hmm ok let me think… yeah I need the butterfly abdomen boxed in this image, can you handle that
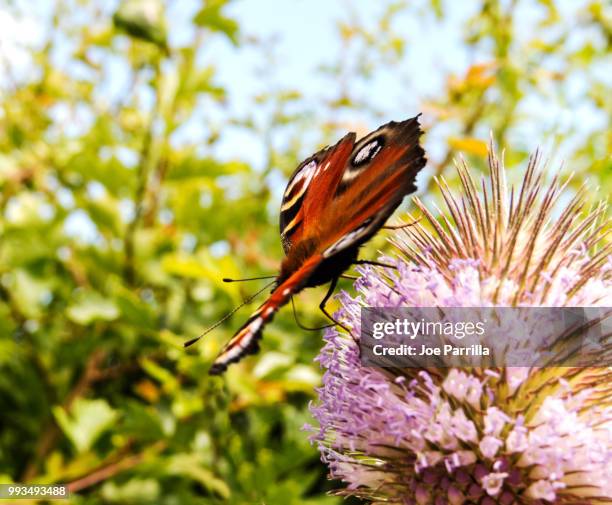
[304,246,359,288]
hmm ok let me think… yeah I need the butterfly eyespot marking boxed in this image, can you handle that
[352,137,384,167]
[336,137,385,193]
[287,160,316,191]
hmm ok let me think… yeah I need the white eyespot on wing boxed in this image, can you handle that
[281,160,317,212]
[338,137,385,187]
[353,139,383,166]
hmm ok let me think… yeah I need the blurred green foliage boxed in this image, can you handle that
[0,0,609,503]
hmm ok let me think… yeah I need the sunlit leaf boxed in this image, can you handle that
[101,478,160,502]
[448,137,489,157]
[194,0,239,45]
[66,292,120,325]
[164,454,231,498]
[52,399,119,453]
[113,0,168,51]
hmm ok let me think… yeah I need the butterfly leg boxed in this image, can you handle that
[319,277,351,333]
[353,259,397,269]
[291,297,334,331]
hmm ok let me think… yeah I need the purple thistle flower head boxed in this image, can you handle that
[308,151,611,504]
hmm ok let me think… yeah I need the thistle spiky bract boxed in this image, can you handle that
[307,150,611,504]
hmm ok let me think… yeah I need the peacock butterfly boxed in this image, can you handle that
[189,115,426,374]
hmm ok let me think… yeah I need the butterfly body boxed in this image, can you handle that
[207,116,426,375]
[278,239,358,288]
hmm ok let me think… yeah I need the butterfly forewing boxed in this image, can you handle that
[279,133,355,254]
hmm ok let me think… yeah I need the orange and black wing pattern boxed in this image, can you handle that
[316,116,426,258]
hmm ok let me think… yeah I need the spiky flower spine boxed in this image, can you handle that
[308,151,611,504]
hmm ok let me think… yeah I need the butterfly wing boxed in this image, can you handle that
[209,254,324,375]
[316,116,426,258]
[279,132,356,253]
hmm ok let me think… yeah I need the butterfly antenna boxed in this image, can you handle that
[223,275,276,283]
[184,279,276,348]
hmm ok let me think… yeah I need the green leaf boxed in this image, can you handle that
[164,454,231,498]
[6,269,52,318]
[430,0,443,19]
[194,0,239,44]
[252,352,293,378]
[101,478,160,503]
[167,155,249,181]
[121,401,165,441]
[53,398,119,453]
[66,291,120,325]
[113,0,168,51]
[114,287,156,328]
[140,358,179,393]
